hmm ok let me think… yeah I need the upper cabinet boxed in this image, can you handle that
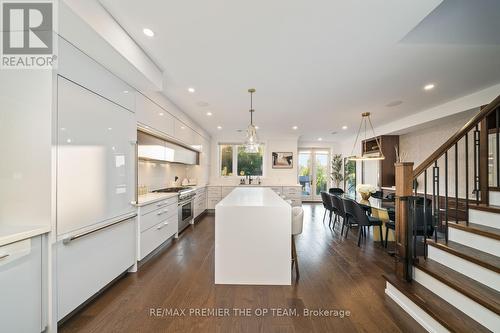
[136,94,175,137]
[174,119,195,147]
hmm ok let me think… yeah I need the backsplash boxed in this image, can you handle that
[138,160,188,191]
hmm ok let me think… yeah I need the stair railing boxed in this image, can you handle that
[394,94,500,281]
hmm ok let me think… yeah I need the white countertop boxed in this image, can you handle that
[217,187,290,208]
[0,224,51,247]
[136,192,178,207]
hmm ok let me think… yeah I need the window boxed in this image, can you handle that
[220,145,233,176]
[219,144,264,176]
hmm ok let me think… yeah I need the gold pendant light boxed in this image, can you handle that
[244,88,260,153]
[348,112,385,161]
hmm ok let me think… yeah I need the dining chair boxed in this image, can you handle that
[331,194,346,232]
[329,187,344,195]
[372,190,383,199]
[291,206,304,279]
[320,191,336,226]
[342,198,357,238]
[350,200,384,247]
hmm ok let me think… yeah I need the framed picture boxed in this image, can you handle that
[272,152,293,169]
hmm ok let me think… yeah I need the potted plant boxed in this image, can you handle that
[330,154,344,188]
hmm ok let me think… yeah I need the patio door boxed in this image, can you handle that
[298,149,330,201]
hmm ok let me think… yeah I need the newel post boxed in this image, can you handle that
[394,162,414,281]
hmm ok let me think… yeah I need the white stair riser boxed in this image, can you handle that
[469,209,500,229]
[428,246,500,292]
[448,227,500,256]
[490,191,500,206]
[414,268,500,332]
[385,282,449,333]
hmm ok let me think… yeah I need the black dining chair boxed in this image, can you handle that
[331,194,346,232]
[345,198,384,247]
[372,190,383,199]
[320,191,336,226]
[342,198,357,238]
[385,208,396,248]
[329,187,344,195]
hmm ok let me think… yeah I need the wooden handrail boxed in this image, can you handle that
[413,94,500,178]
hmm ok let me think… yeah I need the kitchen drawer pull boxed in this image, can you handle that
[63,212,137,245]
[157,209,168,215]
[156,201,167,207]
[157,222,169,230]
[0,254,9,260]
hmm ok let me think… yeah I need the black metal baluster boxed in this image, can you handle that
[424,169,428,258]
[474,125,480,203]
[455,142,458,223]
[465,132,469,225]
[496,108,499,187]
[433,161,439,242]
[445,152,449,243]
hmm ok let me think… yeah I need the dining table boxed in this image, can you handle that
[341,192,396,242]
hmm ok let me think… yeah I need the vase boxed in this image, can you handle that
[359,191,371,201]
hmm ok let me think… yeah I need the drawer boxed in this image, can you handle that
[140,196,178,216]
[57,217,135,320]
[196,187,206,195]
[282,187,301,196]
[140,215,177,260]
[208,197,220,209]
[195,193,207,203]
[140,203,177,232]
[222,186,237,197]
[0,236,43,333]
[268,186,282,194]
[207,186,222,196]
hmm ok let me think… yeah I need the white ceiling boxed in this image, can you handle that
[100,0,500,141]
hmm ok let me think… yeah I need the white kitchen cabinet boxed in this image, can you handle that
[222,186,237,197]
[174,119,195,146]
[0,236,43,333]
[207,186,222,197]
[208,197,221,210]
[57,217,136,320]
[137,198,179,261]
[194,187,207,218]
[136,94,175,137]
[57,77,136,236]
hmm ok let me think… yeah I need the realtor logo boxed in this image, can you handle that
[1,0,57,68]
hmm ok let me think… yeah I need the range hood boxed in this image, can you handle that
[137,131,199,165]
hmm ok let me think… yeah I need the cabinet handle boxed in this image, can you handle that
[157,222,168,230]
[157,201,168,207]
[0,254,9,260]
[156,209,168,216]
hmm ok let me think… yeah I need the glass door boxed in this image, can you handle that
[298,149,330,201]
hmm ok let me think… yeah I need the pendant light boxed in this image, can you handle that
[244,88,260,153]
[348,112,385,161]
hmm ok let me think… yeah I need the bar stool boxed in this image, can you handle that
[291,206,304,279]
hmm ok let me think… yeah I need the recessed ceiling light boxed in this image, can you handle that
[123,90,129,94]
[66,139,72,143]
[292,126,298,130]
[188,87,195,93]
[107,127,112,131]
[255,126,259,130]
[206,112,212,116]
[143,28,155,37]
[318,137,323,141]
[159,112,164,116]
[342,125,348,130]
[217,126,222,130]
[424,83,435,91]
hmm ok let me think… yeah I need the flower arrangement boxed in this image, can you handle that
[356,184,377,200]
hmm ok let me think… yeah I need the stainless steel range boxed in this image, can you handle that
[153,187,196,233]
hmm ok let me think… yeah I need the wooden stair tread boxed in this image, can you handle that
[470,203,500,214]
[415,259,500,315]
[427,240,500,273]
[448,221,500,241]
[383,274,490,333]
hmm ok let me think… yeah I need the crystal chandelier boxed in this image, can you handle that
[348,112,385,161]
[244,88,260,153]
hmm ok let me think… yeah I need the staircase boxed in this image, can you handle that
[384,95,500,332]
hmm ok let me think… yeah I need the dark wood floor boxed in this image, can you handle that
[59,204,425,333]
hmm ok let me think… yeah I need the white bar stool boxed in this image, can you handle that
[291,206,304,279]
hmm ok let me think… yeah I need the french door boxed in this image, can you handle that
[298,149,330,201]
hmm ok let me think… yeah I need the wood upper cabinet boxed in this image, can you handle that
[362,135,399,187]
[136,94,175,137]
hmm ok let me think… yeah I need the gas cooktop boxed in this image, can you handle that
[153,187,190,193]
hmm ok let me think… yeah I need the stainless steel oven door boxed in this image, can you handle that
[178,199,193,232]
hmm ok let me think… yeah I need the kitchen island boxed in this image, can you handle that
[215,187,291,285]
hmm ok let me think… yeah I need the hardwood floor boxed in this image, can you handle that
[59,204,425,333]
